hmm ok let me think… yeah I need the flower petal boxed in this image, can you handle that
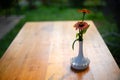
[74,22,89,30]
[78,9,90,13]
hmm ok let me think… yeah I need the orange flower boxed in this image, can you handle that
[78,9,90,13]
[74,22,89,30]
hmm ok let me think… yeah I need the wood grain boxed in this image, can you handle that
[0,21,120,80]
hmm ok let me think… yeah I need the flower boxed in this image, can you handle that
[74,22,89,30]
[72,9,90,50]
[78,9,90,13]
[78,9,90,22]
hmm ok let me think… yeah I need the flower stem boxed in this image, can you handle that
[82,12,85,22]
[79,30,83,41]
[72,38,79,50]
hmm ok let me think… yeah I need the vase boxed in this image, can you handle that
[71,41,90,70]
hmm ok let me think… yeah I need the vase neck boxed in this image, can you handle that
[78,41,84,58]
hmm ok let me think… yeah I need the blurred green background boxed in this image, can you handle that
[0,0,120,67]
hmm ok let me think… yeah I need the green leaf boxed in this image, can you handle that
[82,25,90,34]
[72,38,79,50]
[76,33,79,38]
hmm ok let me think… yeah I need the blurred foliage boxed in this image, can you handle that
[69,0,84,7]
[0,0,15,16]
[84,0,106,7]
[0,0,15,9]
[0,0,22,16]
[105,0,120,32]
[40,0,69,8]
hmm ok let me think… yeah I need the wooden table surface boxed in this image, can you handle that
[0,21,120,80]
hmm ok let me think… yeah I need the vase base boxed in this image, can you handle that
[71,57,90,70]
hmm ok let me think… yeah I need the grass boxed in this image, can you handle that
[0,6,119,66]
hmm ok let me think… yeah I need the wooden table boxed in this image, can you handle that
[0,21,120,80]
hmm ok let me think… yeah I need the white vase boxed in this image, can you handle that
[71,41,90,70]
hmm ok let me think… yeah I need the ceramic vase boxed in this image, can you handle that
[71,41,90,70]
